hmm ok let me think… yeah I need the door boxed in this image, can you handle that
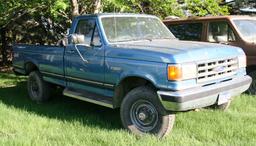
[65,18,105,95]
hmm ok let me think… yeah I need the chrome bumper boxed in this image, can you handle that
[157,76,252,111]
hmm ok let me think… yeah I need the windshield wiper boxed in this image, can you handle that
[158,37,175,39]
[143,37,175,40]
[142,38,153,41]
[112,38,141,43]
[112,37,174,43]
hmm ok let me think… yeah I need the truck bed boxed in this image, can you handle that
[13,44,65,85]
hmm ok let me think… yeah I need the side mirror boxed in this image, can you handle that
[57,38,68,47]
[58,39,65,47]
[70,34,91,47]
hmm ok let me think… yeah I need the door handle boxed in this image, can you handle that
[67,50,75,53]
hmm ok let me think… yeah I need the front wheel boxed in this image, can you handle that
[120,86,175,138]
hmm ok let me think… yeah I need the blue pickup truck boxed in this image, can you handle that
[13,13,251,137]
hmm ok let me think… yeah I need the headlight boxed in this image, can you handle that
[238,55,246,68]
[167,63,197,81]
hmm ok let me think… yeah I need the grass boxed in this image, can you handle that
[0,73,255,146]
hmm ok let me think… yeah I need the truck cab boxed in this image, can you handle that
[163,15,256,94]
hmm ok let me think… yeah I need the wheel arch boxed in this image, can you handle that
[24,61,39,75]
[113,75,158,108]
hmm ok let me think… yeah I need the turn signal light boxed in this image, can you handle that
[168,65,182,80]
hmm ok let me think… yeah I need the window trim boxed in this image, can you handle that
[91,23,102,46]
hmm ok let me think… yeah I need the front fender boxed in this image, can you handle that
[117,70,167,89]
[105,57,168,90]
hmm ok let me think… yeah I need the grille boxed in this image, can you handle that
[197,58,238,83]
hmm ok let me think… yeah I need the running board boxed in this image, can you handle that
[63,88,114,108]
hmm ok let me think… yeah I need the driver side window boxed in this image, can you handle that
[75,19,101,46]
[208,21,236,43]
[75,19,95,44]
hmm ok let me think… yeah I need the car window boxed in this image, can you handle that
[167,23,203,41]
[208,21,236,43]
[101,17,174,43]
[75,19,95,44]
[233,19,256,43]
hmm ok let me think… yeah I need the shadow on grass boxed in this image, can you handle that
[0,81,122,131]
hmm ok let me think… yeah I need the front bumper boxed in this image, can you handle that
[157,75,252,111]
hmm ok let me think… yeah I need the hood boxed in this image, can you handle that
[105,39,245,63]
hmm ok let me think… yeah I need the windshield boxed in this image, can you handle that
[100,16,175,43]
[233,19,256,42]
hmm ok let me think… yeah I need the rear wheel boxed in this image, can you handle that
[120,86,175,138]
[27,71,52,102]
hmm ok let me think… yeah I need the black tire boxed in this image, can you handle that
[27,71,52,102]
[120,86,175,138]
[247,71,256,95]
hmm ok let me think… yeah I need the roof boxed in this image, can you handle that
[75,13,156,19]
[163,15,254,23]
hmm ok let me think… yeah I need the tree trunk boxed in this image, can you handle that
[0,28,7,65]
[93,0,101,14]
[70,0,79,18]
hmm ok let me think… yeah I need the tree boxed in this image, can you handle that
[70,0,102,18]
[102,0,229,18]
[184,0,229,16]
[70,0,79,17]
[94,0,102,13]
[102,0,184,18]
[0,0,69,64]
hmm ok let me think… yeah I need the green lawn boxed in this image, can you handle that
[0,73,255,146]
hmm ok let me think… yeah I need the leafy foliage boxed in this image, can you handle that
[0,0,70,44]
[0,0,68,27]
[103,0,184,18]
[184,0,229,16]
